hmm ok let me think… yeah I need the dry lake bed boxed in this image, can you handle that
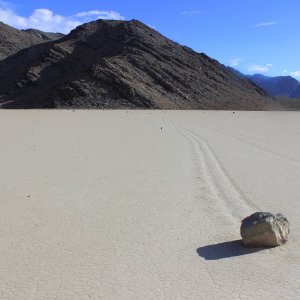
[0,110,299,299]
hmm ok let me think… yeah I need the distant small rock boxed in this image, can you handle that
[240,212,290,247]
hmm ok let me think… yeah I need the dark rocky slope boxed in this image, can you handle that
[0,20,276,109]
[0,22,64,60]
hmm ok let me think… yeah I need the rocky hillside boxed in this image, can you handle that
[247,74,300,98]
[0,20,277,109]
[0,22,64,60]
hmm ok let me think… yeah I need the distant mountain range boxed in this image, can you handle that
[246,74,300,98]
[0,20,277,109]
[0,22,64,61]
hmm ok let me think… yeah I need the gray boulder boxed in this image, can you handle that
[240,212,290,247]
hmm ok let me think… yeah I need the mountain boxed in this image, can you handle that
[0,19,276,109]
[22,29,65,42]
[247,74,300,98]
[0,22,64,61]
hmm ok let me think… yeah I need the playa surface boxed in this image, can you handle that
[0,111,299,299]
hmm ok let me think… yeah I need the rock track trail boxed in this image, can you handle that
[163,118,261,222]
[202,126,300,165]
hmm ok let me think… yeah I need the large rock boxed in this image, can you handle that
[240,212,290,247]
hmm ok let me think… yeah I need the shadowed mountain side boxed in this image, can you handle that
[0,22,64,61]
[0,20,278,109]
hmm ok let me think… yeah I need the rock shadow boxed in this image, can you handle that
[197,240,267,260]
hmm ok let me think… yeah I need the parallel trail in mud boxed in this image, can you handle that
[164,118,261,223]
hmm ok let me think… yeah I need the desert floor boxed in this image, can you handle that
[0,111,299,299]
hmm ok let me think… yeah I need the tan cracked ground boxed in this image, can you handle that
[0,110,299,299]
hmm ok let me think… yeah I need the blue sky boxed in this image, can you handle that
[0,0,299,79]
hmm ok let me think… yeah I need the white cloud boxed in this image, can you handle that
[253,21,276,28]
[0,3,125,33]
[291,71,300,79]
[229,58,242,67]
[282,69,289,74]
[180,10,204,16]
[147,24,157,30]
[74,10,124,20]
[249,64,273,73]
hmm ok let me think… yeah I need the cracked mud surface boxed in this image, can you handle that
[0,111,299,299]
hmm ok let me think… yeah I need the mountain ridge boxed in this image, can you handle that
[0,21,64,61]
[0,19,277,109]
[247,74,300,98]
